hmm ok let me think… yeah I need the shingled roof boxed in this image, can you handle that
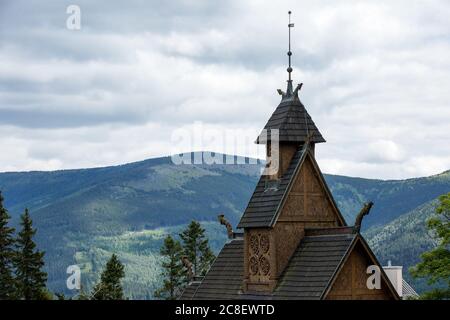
[237,146,305,228]
[237,144,346,229]
[256,97,325,144]
[181,230,400,300]
[179,281,200,300]
[188,239,244,300]
[402,279,419,299]
[273,233,355,299]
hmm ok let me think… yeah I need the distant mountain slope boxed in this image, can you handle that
[1,154,262,229]
[0,153,449,298]
[365,199,440,294]
[325,170,450,228]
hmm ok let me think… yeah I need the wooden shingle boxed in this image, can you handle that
[179,281,200,300]
[237,146,306,228]
[273,234,355,299]
[256,99,325,144]
[190,239,244,300]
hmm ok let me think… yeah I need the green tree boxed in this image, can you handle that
[15,208,48,300]
[180,221,215,276]
[0,192,17,299]
[410,192,450,299]
[55,292,66,300]
[92,254,125,300]
[154,235,185,300]
[77,285,91,300]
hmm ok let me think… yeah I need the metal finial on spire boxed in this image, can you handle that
[278,10,302,100]
[287,11,294,82]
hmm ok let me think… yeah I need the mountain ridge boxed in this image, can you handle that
[2,151,448,181]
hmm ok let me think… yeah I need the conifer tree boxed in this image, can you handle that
[15,208,47,300]
[411,192,450,299]
[154,235,185,300]
[180,221,215,276]
[92,254,125,300]
[75,284,91,300]
[0,191,17,299]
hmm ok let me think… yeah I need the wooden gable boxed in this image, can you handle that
[324,236,399,300]
[274,149,346,227]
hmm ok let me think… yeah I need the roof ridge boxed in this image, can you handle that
[304,234,354,238]
[305,226,354,236]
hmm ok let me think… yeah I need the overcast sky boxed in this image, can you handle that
[0,0,449,179]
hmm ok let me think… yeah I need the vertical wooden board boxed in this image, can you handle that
[279,144,298,178]
[311,170,322,193]
[273,222,305,278]
[327,255,352,298]
[291,168,305,193]
[355,247,369,291]
[243,229,249,284]
[307,195,326,218]
[284,194,305,217]
[326,242,395,300]
[278,155,339,226]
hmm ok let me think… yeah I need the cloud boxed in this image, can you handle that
[364,140,405,163]
[0,0,449,179]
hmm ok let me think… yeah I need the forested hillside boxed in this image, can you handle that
[0,153,448,298]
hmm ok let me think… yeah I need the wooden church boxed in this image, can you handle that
[181,13,399,300]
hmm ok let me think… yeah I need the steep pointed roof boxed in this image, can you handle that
[256,10,324,145]
[256,84,325,144]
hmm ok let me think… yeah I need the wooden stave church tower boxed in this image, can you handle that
[181,13,399,300]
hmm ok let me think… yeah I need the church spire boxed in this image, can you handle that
[256,10,325,146]
[278,11,299,99]
[287,11,294,81]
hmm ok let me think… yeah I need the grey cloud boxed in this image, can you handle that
[0,0,233,33]
[0,0,449,178]
[0,108,142,128]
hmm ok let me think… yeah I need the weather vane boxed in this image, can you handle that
[287,11,294,82]
[277,10,302,99]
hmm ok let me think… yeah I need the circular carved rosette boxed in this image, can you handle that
[249,256,259,275]
[250,235,259,255]
[260,234,270,254]
[259,256,270,276]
